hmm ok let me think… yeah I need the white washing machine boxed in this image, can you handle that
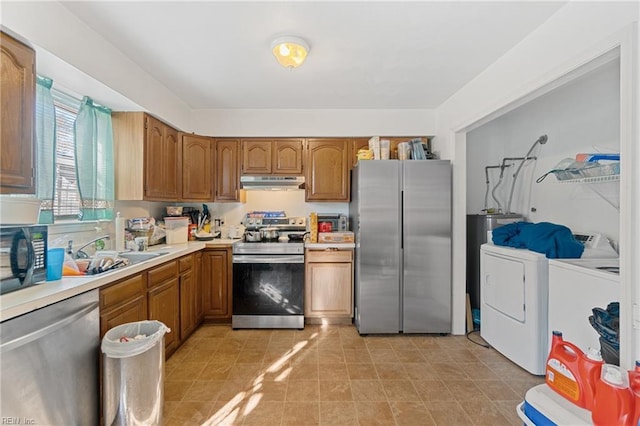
[548,258,620,354]
[480,233,618,375]
[480,244,549,375]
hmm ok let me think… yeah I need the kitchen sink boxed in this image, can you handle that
[65,251,171,277]
[117,251,170,265]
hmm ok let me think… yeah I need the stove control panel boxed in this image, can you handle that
[244,216,306,229]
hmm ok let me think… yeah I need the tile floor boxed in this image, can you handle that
[164,325,544,425]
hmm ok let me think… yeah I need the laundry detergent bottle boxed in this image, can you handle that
[628,361,640,426]
[545,330,604,410]
[592,364,634,426]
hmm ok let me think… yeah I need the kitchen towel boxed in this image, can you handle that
[492,221,584,259]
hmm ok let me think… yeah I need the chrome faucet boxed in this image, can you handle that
[68,235,111,259]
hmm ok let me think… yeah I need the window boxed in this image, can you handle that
[52,91,81,218]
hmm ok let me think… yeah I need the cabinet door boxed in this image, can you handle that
[100,295,147,338]
[113,112,145,200]
[179,268,197,339]
[202,249,231,320]
[241,139,271,174]
[163,125,180,200]
[194,252,204,322]
[305,138,350,201]
[144,115,166,199]
[305,261,353,317]
[1,32,35,194]
[181,134,213,201]
[144,116,179,200]
[215,139,241,201]
[148,278,180,356]
[273,139,304,175]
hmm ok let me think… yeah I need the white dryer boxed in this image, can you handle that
[480,244,549,375]
[547,258,619,354]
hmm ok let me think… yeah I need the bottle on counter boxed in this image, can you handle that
[310,212,318,243]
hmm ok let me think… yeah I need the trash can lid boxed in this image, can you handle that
[101,320,170,358]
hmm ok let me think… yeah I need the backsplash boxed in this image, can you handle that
[45,193,349,252]
[47,221,114,254]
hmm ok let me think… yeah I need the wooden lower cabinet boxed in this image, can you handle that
[99,273,148,337]
[147,261,180,357]
[98,250,231,360]
[202,248,232,321]
[194,251,204,322]
[305,249,354,320]
[179,254,199,340]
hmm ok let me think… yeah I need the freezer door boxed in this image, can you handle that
[352,161,401,334]
[402,160,451,333]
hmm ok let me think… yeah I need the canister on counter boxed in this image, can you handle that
[309,212,318,243]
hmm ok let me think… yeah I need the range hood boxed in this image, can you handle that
[240,176,305,190]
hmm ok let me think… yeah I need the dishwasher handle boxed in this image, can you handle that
[0,301,99,353]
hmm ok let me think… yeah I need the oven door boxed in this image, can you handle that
[232,254,304,316]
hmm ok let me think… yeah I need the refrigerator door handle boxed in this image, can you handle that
[400,190,404,249]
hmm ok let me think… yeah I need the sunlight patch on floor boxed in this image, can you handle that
[201,334,317,424]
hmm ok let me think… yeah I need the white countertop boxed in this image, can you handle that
[0,239,238,323]
[305,242,355,249]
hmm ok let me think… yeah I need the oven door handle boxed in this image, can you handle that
[233,255,305,264]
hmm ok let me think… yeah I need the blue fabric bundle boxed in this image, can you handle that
[491,221,584,259]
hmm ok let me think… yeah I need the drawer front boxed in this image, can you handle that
[148,260,178,287]
[100,273,146,309]
[179,254,193,273]
[306,249,353,263]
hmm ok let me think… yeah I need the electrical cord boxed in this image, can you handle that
[466,329,491,348]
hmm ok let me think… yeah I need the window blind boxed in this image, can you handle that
[52,90,81,218]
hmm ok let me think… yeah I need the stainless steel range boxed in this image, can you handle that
[232,215,307,329]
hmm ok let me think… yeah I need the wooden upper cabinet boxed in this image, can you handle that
[305,138,350,202]
[144,116,166,199]
[145,117,180,200]
[163,126,180,200]
[241,139,271,174]
[181,133,213,201]
[1,31,35,194]
[273,139,304,175]
[241,139,304,175]
[215,138,241,202]
[112,112,180,200]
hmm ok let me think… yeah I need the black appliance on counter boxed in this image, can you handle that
[232,215,307,329]
[0,225,47,295]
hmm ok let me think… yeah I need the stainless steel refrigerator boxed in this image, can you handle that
[349,160,452,334]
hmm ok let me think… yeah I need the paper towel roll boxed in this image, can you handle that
[115,212,126,252]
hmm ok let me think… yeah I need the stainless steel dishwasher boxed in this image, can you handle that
[0,289,100,425]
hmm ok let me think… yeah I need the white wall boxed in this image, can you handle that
[435,1,638,344]
[191,108,436,138]
[1,1,193,131]
[467,59,620,243]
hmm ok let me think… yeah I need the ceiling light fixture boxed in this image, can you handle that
[271,36,309,69]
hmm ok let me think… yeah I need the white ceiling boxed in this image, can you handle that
[60,1,566,110]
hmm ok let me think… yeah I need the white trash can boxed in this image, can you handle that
[101,320,170,426]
